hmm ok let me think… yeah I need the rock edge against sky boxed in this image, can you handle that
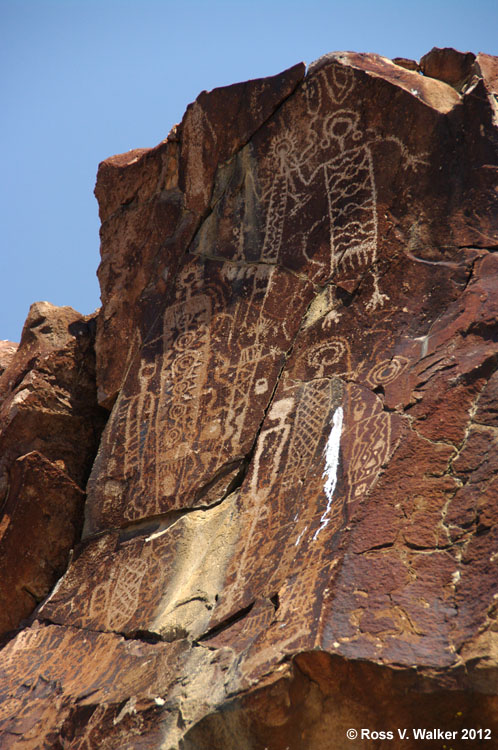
[0,47,497,749]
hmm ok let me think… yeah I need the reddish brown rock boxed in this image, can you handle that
[0,623,190,748]
[85,257,314,534]
[1,48,497,748]
[94,64,305,409]
[179,64,305,215]
[392,56,419,72]
[0,452,84,635]
[0,341,17,378]
[94,136,188,410]
[0,302,106,637]
[420,46,476,88]
[476,52,498,95]
[0,303,104,490]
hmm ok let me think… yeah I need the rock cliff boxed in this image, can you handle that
[0,47,497,749]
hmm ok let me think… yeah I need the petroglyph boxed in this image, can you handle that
[305,64,356,108]
[216,377,345,624]
[0,622,184,744]
[3,48,498,750]
[366,355,410,388]
[44,533,160,634]
[342,384,400,505]
[258,102,388,306]
[209,371,408,664]
[101,558,150,631]
[306,339,352,378]
[42,494,240,639]
[211,372,407,645]
[249,396,294,498]
[195,61,426,310]
[85,259,314,533]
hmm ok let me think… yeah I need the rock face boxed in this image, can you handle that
[0,303,106,638]
[0,48,497,748]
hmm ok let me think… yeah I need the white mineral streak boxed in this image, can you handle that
[295,525,308,546]
[145,527,169,543]
[313,406,343,541]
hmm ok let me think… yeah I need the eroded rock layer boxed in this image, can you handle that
[1,48,497,749]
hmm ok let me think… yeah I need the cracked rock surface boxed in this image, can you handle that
[0,48,497,749]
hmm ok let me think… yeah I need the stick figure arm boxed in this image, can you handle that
[369,133,429,172]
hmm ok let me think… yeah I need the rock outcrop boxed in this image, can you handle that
[0,303,106,638]
[0,342,17,381]
[0,48,497,749]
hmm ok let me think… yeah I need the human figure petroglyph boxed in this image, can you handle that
[93,261,312,529]
[235,384,395,648]
[221,379,345,616]
[261,108,386,308]
[221,394,297,603]
[261,131,306,263]
[249,396,294,499]
[218,265,283,447]
[108,290,212,521]
[123,358,160,482]
[254,65,427,308]
[214,374,403,646]
[154,293,211,502]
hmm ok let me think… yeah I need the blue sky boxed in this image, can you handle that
[2,0,497,343]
